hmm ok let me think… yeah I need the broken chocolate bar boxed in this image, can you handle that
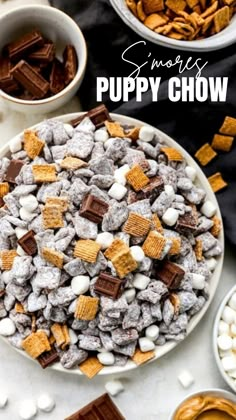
[176,212,198,234]
[0,57,19,94]
[18,230,37,256]
[88,104,112,129]
[80,194,109,224]
[38,348,59,369]
[7,30,44,61]
[65,393,125,420]
[28,43,55,63]
[94,272,123,299]
[155,261,185,289]
[4,159,24,183]
[11,60,49,99]
[63,45,77,85]
[49,59,65,95]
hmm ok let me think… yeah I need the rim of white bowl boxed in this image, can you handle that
[110,0,236,51]
[0,5,87,105]
[213,284,236,392]
[0,112,224,376]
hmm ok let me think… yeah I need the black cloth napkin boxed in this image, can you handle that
[52,0,236,247]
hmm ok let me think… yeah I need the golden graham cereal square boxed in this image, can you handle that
[79,357,103,378]
[42,205,64,229]
[123,212,151,237]
[60,157,88,170]
[45,197,69,212]
[142,0,164,14]
[194,239,203,261]
[132,349,155,365]
[211,215,222,237]
[1,250,17,270]
[23,130,45,160]
[144,13,167,30]
[165,0,187,14]
[22,331,51,359]
[195,143,217,166]
[61,325,70,350]
[219,116,236,136]
[151,214,164,234]
[75,295,99,321]
[142,231,167,259]
[105,121,125,138]
[74,240,101,263]
[0,182,9,198]
[208,172,228,193]
[127,127,140,141]
[112,250,138,278]
[126,165,150,192]
[51,323,66,347]
[161,147,183,162]
[42,247,64,269]
[214,6,230,33]
[168,237,181,256]
[32,165,57,183]
[211,134,234,152]
[104,238,129,260]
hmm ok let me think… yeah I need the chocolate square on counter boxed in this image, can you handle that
[65,393,125,420]
[80,194,109,224]
[94,272,123,299]
[18,230,37,256]
[4,159,24,183]
[155,261,185,289]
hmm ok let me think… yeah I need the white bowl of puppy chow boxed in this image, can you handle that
[213,285,236,392]
[0,105,224,377]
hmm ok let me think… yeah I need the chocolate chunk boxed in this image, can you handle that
[63,45,77,85]
[18,230,37,256]
[7,30,44,61]
[176,212,197,234]
[70,114,86,128]
[28,43,55,63]
[88,104,112,129]
[0,57,19,94]
[155,261,185,289]
[65,393,125,420]
[137,176,164,203]
[0,197,5,208]
[11,60,49,99]
[4,159,24,183]
[80,194,109,224]
[95,273,123,299]
[0,290,5,298]
[38,347,59,369]
[49,59,65,94]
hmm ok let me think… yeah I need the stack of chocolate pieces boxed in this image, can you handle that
[0,30,78,100]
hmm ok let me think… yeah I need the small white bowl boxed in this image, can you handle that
[213,285,236,393]
[169,388,236,420]
[110,0,236,51]
[0,5,87,114]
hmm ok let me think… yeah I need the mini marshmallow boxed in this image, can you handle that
[145,325,159,341]
[191,273,205,290]
[123,288,136,303]
[71,276,90,295]
[164,185,175,197]
[139,337,155,352]
[222,306,236,325]
[0,318,16,336]
[162,208,179,227]
[104,138,114,150]
[232,338,236,350]
[19,207,37,222]
[19,195,38,212]
[97,351,115,366]
[205,257,217,271]
[130,246,145,263]
[15,227,28,239]
[94,128,109,142]
[0,392,8,408]
[231,324,236,337]
[200,200,217,218]
[218,320,230,336]
[9,136,22,153]
[19,399,37,420]
[108,183,127,201]
[1,271,12,285]
[16,245,27,257]
[105,380,124,397]
[114,164,130,186]
[133,273,150,290]
[68,328,78,344]
[139,126,154,142]
[96,232,114,250]
[177,370,194,389]
[185,166,197,182]
[64,123,74,138]
[37,393,55,413]
[217,334,233,351]
[229,294,236,311]
[222,355,236,372]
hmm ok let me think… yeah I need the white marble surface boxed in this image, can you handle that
[0,96,235,420]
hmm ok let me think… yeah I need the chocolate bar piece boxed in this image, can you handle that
[65,393,125,420]
[94,273,123,299]
[63,45,77,85]
[7,30,44,61]
[18,230,37,256]
[11,60,49,99]
[88,104,112,129]
[28,43,55,63]
[49,59,65,94]
[38,348,59,369]
[0,57,19,94]
[4,159,24,183]
[80,194,109,224]
[176,212,198,234]
[70,114,86,128]
[0,289,5,298]
[0,197,5,208]
[155,261,185,289]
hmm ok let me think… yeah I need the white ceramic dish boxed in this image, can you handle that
[169,388,236,420]
[0,112,224,376]
[110,0,236,51]
[0,5,87,114]
[213,285,236,392]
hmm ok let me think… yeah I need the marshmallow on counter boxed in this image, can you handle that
[139,337,155,352]
[217,334,233,351]
[96,232,114,250]
[222,306,236,325]
[15,227,28,240]
[205,257,217,272]
[130,246,145,263]
[19,399,37,420]
[139,126,154,142]
[94,128,109,142]
[218,320,230,336]
[0,392,8,408]
[37,393,55,413]
[105,380,124,397]
[221,355,236,372]
[145,325,159,342]
[108,183,127,201]
[191,273,205,290]
[178,370,194,389]
[133,273,150,290]
[229,293,236,311]
[164,185,175,197]
[200,200,217,218]
[68,328,78,345]
[19,207,37,222]
[0,318,16,336]
[71,276,90,295]
[114,164,130,186]
[19,195,38,212]
[9,136,22,153]
[162,208,179,227]
[97,351,115,366]
[63,123,74,138]
[123,288,136,304]
[185,166,197,182]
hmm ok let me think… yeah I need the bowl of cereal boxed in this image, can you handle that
[110,0,236,51]
[0,105,224,377]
